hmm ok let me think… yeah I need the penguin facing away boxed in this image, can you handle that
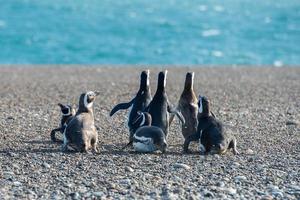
[62,91,99,153]
[169,72,198,139]
[110,70,152,142]
[50,103,75,143]
[132,111,167,153]
[146,70,185,137]
[183,96,239,155]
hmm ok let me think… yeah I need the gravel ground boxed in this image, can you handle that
[0,66,299,200]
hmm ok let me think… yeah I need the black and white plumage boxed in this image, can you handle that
[62,91,99,153]
[132,112,167,153]
[145,70,185,137]
[110,70,152,142]
[183,96,239,155]
[50,103,75,143]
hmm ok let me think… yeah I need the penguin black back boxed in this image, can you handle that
[50,103,75,143]
[147,71,169,135]
[110,70,152,140]
[132,111,168,153]
[184,96,238,155]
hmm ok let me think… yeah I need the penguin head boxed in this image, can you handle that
[198,95,210,115]
[157,70,168,90]
[140,70,150,89]
[184,72,194,90]
[79,91,100,111]
[58,103,74,116]
[132,111,152,127]
[210,142,226,154]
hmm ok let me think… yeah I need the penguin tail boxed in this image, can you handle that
[120,141,133,150]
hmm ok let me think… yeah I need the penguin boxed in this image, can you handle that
[145,70,185,137]
[62,91,99,153]
[183,96,239,155]
[110,70,152,142]
[50,103,75,143]
[132,112,167,153]
[169,72,198,139]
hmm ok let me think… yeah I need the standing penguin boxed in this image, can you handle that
[146,70,185,137]
[169,72,198,139]
[131,112,167,153]
[183,96,239,155]
[110,70,152,141]
[62,91,99,153]
[50,103,75,143]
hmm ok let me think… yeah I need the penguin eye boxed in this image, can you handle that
[62,108,69,114]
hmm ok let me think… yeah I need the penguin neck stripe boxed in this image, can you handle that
[146,70,150,86]
[198,97,203,113]
[164,70,168,88]
[139,113,145,126]
[191,73,194,89]
[84,93,93,109]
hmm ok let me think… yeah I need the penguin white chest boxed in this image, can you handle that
[133,136,157,152]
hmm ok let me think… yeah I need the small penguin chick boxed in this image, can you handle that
[183,95,239,155]
[50,103,75,143]
[131,111,168,153]
[62,91,99,153]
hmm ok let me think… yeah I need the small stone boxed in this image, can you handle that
[246,149,254,155]
[203,190,214,197]
[286,120,298,126]
[217,181,225,187]
[43,162,51,168]
[70,192,80,200]
[125,166,134,172]
[174,163,191,170]
[93,192,104,197]
[120,179,131,185]
[234,175,247,182]
[271,191,283,198]
[222,187,237,195]
[13,181,22,186]
[8,152,17,157]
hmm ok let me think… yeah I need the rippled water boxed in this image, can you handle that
[0,0,299,65]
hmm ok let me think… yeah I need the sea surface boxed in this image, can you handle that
[0,0,299,65]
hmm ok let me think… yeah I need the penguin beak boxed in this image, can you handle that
[58,103,64,109]
[94,91,100,96]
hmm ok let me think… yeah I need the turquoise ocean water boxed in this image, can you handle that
[0,0,299,65]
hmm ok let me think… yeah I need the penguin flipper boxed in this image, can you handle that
[168,105,185,125]
[110,98,135,116]
[50,127,63,143]
[210,111,216,118]
[168,105,178,125]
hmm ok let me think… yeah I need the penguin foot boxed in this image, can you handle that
[233,149,240,155]
[61,145,68,152]
[183,149,192,154]
[93,147,99,154]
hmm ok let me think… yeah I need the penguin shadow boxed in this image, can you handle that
[23,140,54,145]
[0,148,61,154]
[99,143,132,156]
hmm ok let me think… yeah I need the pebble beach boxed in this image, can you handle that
[0,66,299,199]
